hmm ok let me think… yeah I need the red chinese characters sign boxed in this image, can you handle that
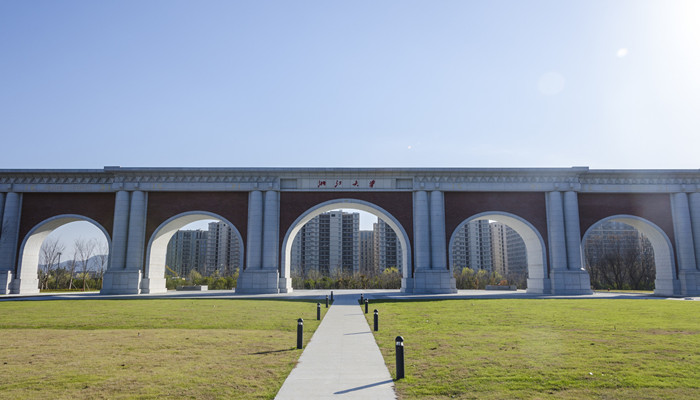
[316,179,377,188]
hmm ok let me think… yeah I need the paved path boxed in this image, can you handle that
[275,293,396,400]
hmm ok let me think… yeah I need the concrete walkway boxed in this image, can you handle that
[275,293,396,400]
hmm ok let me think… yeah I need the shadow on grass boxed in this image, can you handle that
[248,348,297,355]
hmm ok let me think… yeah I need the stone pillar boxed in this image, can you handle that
[0,193,21,294]
[262,191,279,270]
[109,191,130,270]
[0,193,5,233]
[547,191,591,294]
[101,191,143,295]
[238,190,279,294]
[413,191,430,271]
[412,190,456,294]
[125,191,147,271]
[246,190,263,270]
[261,191,287,293]
[546,191,567,271]
[430,191,447,270]
[563,191,583,270]
[672,192,700,296]
[688,193,700,269]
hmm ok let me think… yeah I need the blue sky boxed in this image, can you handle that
[2,0,699,170]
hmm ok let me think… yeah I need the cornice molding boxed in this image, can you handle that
[0,167,698,193]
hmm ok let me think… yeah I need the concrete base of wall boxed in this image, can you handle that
[412,269,457,294]
[101,269,142,295]
[679,270,700,296]
[550,269,593,295]
[10,277,39,294]
[278,277,293,293]
[526,277,552,294]
[141,277,167,294]
[655,278,681,297]
[401,277,414,293]
[0,271,13,294]
[237,269,280,294]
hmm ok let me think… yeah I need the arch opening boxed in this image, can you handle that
[16,215,111,294]
[143,211,244,294]
[281,199,412,292]
[582,215,676,296]
[449,212,548,294]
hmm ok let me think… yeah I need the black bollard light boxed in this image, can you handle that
[325,295,329,308]
[297,318,304,349]
[360,293,364,305]
[317,303,321,320]
[395,336,405,379]
[374,309,379,331]
[330,291,334,302]
[365,298,369,314]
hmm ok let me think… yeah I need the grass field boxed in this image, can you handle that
[0,299,327,399]
[366,299,700,399]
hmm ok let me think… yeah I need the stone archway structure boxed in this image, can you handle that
[278,198,412,293]
[2,167,699,296]
[449,211,550,294]
[142,211,244,294]
[15,215,112,294]
[582,215,678,296]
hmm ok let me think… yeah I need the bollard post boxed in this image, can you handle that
[374,309,378,331]
[297,318,304,349]
[330,291,334,302]
[317,303,321,320]
[365,298,369,314]
[325,295,329,308]
[360,293,364,304]
[395,336,405,379]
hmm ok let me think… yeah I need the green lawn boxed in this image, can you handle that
[0,299,327,399]
[366,299,700,399]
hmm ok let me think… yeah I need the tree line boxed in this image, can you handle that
[584,232,655,290]
[39,237,108,291]
[292,267,403,289]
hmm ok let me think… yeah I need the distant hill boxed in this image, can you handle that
[40,254,108,272]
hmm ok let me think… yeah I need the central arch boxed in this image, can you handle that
[143,211,244,294]
[280,199,412,291]
[581,215,678,296]
[449,211,549,294]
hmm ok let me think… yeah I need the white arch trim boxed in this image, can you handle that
[448,211,549,293]
[581,215,678,296]
[142,211,244,294]
[16,215,112,294]
[280,199,412,280]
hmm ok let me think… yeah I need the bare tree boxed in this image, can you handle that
[94,241,109,285]
[39,238,65,291]
[74,238,97,291]
[66,246,79,291]
[585,231,656,291]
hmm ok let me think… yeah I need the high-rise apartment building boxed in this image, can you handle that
[205,221,241,276]
[291,211,360,276]
[166,229,208,277]
[451,220,494,272]
[490,222,527,277]
[584,220,650,266]
[165,222,241,277]
[359,230,375,275]
[373,219,402,272]
[451,220,528,276]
